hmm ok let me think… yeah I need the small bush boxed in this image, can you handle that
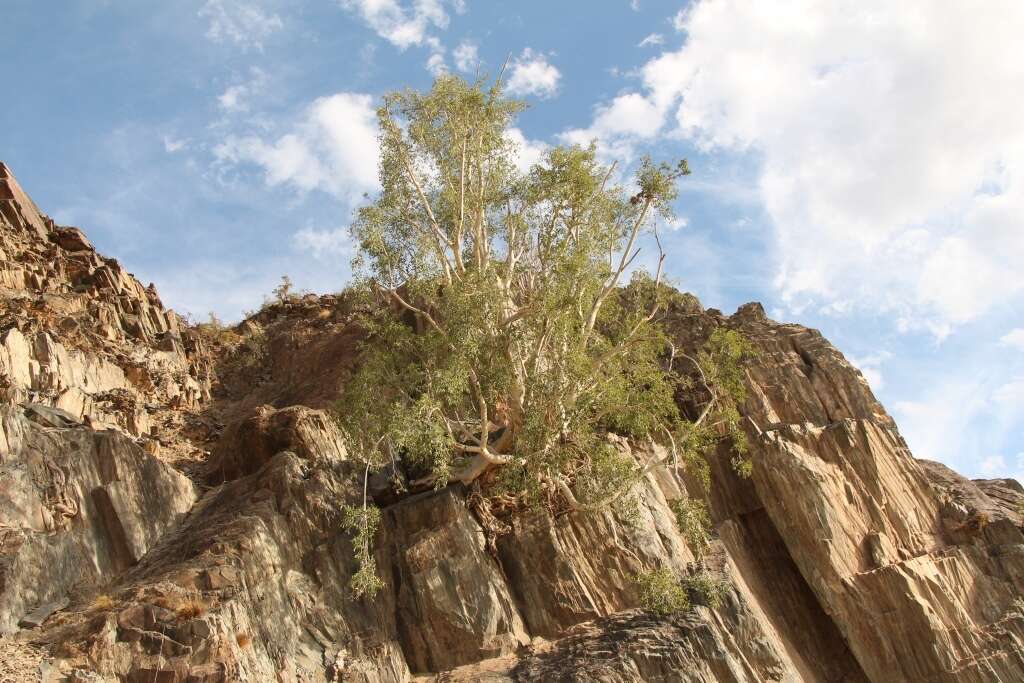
[272,275,294,303]
[671,497,712,562]
[683,573,730,609]
[634,567,689,615]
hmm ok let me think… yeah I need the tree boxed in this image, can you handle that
[335,75,752,597]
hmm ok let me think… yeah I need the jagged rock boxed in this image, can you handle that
[0,405,196,635]
[204,404,348,483]
[4,161,1024,682]
[385,488,529,672]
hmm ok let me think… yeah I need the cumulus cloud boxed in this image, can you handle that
[214,92,379,203]
[340,0,453,50]
[453,40,479,73]
[1000,329,1024,351]
[503,127,549,174]
[505,49,561,99]
[567,0,1024,335]
[425,45,448,75]
[198,0,283,51]
[560,91,665,161]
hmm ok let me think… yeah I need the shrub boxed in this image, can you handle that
[634,567,690,615]
[671,497,713,562]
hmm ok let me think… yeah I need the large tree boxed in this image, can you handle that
[335,75,751,596]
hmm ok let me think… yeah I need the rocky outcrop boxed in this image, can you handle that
[4,162,1024,682]
[0,405,195,634]
[0,162,213,468]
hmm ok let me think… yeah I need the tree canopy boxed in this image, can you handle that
[334,74,753,597]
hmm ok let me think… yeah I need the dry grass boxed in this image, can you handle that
[89,594,116,612]
[175,598,208,621]
[152,596,174,610]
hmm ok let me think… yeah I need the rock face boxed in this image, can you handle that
[2,162,1024,682]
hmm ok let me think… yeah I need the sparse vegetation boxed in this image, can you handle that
[333,74,755,597]
[193,312,241,346]
[341,501,385,599]
[88,594,116,612]
[175,597,208,621]
[683,573,730,609]
[272,275,295,303]
[671,497,713,562]
[634,567,690,615]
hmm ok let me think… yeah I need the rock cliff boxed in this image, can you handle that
[2,162,1024,682]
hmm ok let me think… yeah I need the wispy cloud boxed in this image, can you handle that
[340,0,453,49]
[293,227,351,260]
[638,33,663,48]
[198,0,283,51]
[217,67,268,112]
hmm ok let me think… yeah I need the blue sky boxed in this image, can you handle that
[2,0,1022,481]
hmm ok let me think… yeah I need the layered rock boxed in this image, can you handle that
[3,162,1024,682]
[0,162,213,467]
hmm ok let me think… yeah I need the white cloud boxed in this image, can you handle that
[503,127,548,174]
[638,33,663,48]
[340,0,453,50]
[664,216,687,231]
[560,91,665,160]
[994,377,1024,406]
[505,49,561,99]
[217,67,268,112]
[567,1,1024,335]
[1000,329,1024,351]
[426,50,447,76]
[848,352,890,392]
[214,92,379,203]
[980,455,1007,476]
[671,8,688,32]
[293,227,351,260]
[198,0,283,51]
[163,136,187,153]
[453,40,479,73]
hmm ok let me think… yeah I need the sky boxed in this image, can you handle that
[2,0,1022,482]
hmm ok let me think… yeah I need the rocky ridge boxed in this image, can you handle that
[2,162,1024,682]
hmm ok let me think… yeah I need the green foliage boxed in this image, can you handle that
[634,567,690,615]
[333,74,755,591]
[671,497,713,562]
[683,573,730,609]
[341,504,384,598]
